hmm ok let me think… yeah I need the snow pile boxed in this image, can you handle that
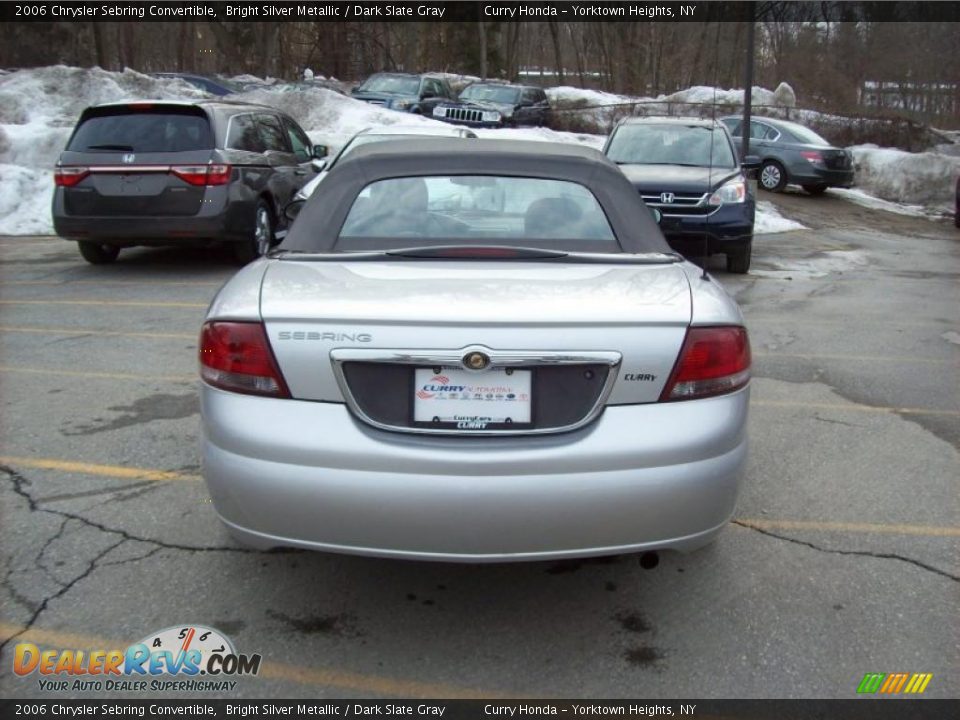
[0,164,56,236]
[848,144,960,209]
[754,200,807,234]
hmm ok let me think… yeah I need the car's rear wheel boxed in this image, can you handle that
[234,200,274,264]
[726,240,752,274]
[803,183,829,196]
[759,161,787,192]
[77,241,120,265]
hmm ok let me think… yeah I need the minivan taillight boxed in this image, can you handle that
[199,322,289,398]
[171,164,232,186]
[660,326,751,402]
[54,166,90,187]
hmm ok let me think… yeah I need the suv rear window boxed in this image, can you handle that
[68,107,213,153]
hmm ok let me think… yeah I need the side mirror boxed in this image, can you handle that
[650,208,662,225]
[349,86,359,95]
[421,91,436,100]
[312,144,328,159]
[284,199,306,222]
[741,155,761,170]
[310,158,327,172]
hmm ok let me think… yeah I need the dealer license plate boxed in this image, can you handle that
[413,367,532,427]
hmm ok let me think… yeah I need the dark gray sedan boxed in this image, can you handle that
[721,116,854,195]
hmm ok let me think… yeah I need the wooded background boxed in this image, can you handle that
[3,3,958,127]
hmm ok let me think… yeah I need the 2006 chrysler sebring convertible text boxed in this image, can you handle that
[200,140,751,562]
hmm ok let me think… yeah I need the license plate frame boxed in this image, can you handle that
[412,366,534,431]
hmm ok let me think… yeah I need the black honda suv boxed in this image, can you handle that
[604,117,759,273]
[52,100,324,264]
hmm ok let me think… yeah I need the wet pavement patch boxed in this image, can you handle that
[62,392,198,436]
[624,646,665,668]
[266,609,357,636]
[616,612,652,634]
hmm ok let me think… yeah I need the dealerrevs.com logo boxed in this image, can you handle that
[14,625,261,692]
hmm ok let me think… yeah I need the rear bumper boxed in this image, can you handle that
[201,385,749,562]
[52,186,248,245]
[788,165,855,188]
[53,214,231,245]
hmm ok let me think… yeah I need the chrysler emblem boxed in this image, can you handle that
[463,351,490,370]
[122,153,136,164]
[659,192,675,204]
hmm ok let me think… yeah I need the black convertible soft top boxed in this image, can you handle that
[280,139,671,254]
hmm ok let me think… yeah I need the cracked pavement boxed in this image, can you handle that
[0,192,958,698]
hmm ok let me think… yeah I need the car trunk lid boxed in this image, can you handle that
[260,259,694,420]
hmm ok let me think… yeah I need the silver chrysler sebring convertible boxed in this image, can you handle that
[199,139,750,562]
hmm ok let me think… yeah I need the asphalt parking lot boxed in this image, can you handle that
[0,191,957,699]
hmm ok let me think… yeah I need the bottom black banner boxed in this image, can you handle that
[1,700,958,720]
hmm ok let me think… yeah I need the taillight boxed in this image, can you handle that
[54,166,89,187]
[800,151,823,164]
[659,326,751,402]
[199,322,289,398]
[171,164,232,186]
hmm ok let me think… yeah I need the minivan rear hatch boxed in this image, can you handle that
[58,103,217,217]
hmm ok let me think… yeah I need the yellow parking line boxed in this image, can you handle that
[0,622,499,698]
[751,399,960,417]
[0,456,198,482]
[0,299,206,308]
[0,325,195,340]
[752,351,955,366]
[736,518,960,538]
[0,365,194,383]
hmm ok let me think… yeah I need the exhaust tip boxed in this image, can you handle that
[639,552,660,570]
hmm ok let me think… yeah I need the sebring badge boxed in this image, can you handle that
[122,153,136,164]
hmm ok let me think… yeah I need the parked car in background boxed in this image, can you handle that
[350,73,455,114]
[432,82,551,127]
[151,73,240,96]
[53,100,323,264]
[720,115,854,195]
[604,117,757,273]
[293,124,477,201]
[200,139,751,561]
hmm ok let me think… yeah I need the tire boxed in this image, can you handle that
[233,200,274,265]
[803,183,829,196]
[77,241,120,265]
[759,161,787,192]
[726,240,752,274]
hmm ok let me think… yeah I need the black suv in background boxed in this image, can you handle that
[52,100,323,264]
[350,73,456,115]
[432,83,551,127]
[604,117,758,273]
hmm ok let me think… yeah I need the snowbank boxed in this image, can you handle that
[0,66,844,237]
[754,200,807,234]
[849,144,960,209]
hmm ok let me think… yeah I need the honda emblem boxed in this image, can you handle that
[659,192,675,204]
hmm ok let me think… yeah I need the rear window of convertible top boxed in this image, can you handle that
[335,176,617,248]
